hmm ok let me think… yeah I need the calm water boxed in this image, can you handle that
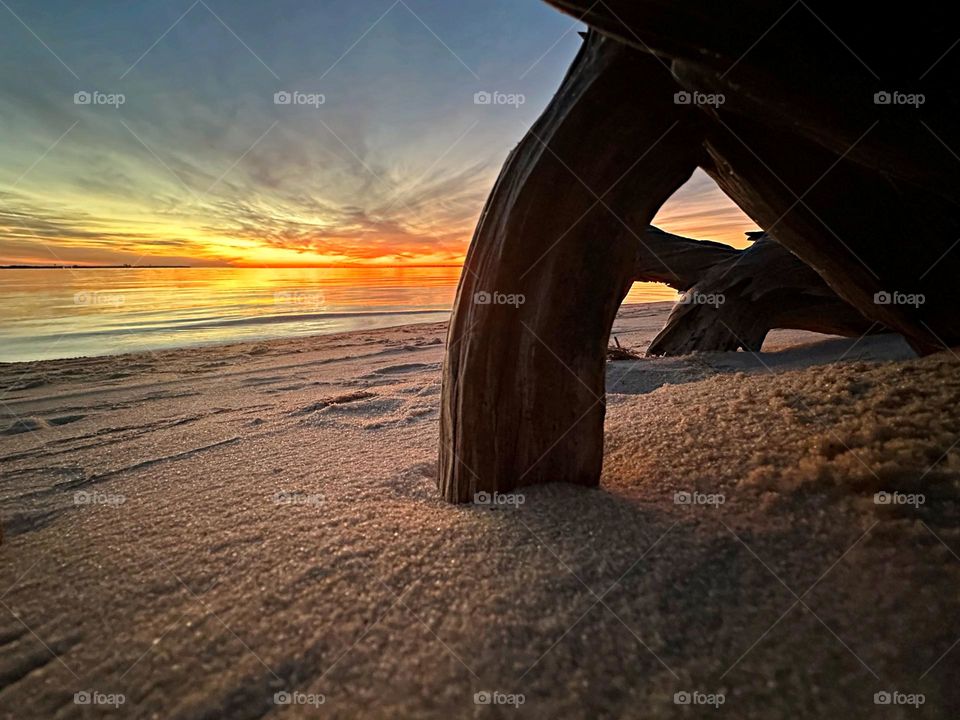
[0,268,677,362]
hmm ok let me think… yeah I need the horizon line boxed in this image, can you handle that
[0,263,467,270]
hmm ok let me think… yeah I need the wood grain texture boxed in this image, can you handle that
[437,33,702,502]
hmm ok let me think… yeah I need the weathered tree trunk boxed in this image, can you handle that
[437,2,960,503]
[634,228,877,355]
[543,0,960,354]
[437,33,704,502]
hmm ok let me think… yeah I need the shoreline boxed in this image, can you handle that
[0,300,680,368]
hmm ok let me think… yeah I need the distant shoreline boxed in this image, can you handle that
[0,265,192,269]
[0,264,468,270]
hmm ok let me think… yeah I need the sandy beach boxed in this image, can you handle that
[2,302,959,719]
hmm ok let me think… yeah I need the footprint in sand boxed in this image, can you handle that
[293,391,377,415]
[1,418,50,435]
[1,414,86,435]
[360,363,439,381]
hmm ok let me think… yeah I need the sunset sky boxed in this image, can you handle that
[0,0,757,268]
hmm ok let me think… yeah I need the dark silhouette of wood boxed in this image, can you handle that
[438,33,704,502]
[633,226,738,289]
[634,228,877,354]
[438,3,960,501]
[544,0,960,354]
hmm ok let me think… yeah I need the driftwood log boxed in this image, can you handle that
[438,34,702,503]
[544,0,960,354]
[636,227,877,355]
[439,2,960,502]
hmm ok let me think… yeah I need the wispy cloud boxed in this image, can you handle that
[1,1,756,266]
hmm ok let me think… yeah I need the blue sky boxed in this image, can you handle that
[0,0,754,266]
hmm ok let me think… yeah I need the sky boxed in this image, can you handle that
[0,0,757,267]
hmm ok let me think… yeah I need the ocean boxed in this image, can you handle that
[0,267,677,362]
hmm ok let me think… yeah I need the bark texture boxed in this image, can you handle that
[438,33,703,502]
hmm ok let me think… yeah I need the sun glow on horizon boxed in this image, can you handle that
[0,2,761,272]
[2,168,756,268]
